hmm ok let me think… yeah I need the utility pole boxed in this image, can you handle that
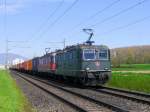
[4,0,8,69]
[63,38,66,48]
[5,39,8,69]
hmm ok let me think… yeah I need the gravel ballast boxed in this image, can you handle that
[64,86,150,112]
[13,72,112,112]
[10,72,77,112]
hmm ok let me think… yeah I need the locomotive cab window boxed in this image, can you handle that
[83,49,96,60]
[99,50,108,60]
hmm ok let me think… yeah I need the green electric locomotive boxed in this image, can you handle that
[55,29,111,85]
[55,44,111,85]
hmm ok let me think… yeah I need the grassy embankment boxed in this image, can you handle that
[0,70,33,112]
[107,64,150,93]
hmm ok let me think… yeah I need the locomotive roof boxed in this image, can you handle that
[65,44,108,50]
[55,44,109,54]
[79,44,109,49]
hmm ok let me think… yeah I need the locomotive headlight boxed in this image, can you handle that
[104,67,108,70]
[86,67,90,71]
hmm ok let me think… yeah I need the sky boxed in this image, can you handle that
[0,0,150,58]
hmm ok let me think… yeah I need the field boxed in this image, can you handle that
[112,64,150,71]
[107,64,150,93]
[0,70,33,112]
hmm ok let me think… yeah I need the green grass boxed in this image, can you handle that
[107,72,150,93]
[112,64,150,71]
[0,70,33,112]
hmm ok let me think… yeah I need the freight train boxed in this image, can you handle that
[11,30,111,86]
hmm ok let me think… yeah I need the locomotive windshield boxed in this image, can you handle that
[99,50,108,60]
[83,49,95,60]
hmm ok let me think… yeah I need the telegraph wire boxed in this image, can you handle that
[58,0,121,37]
[29,0,65,42]
[88,0,149,28]
[32,0,79,41]
[96,15,150,36]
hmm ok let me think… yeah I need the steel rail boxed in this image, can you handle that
[93,88,150,105]
[102,86,150,98]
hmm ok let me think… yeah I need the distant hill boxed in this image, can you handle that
[111,45,150,66]
[0,53,27,65]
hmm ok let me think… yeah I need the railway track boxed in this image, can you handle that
[12,71,129,112]
[101,86,150,98]
[92,87,150,105]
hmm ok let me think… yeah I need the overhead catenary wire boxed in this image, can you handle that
[46,38,67,48]
[7,41,31,50]
[10,46,31,49]
[58,0,121,37]
[7,40,28,43]
[8,46,31,51]
[60,0,149,42]
[96,15,150,36]
[29,0,65,42]
[32,0,79,41]
[88,0,149,28]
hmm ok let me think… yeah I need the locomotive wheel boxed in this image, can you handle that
[80,73,88,85]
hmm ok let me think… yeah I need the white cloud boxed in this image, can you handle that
[0,0,73,15]
[0,0,24,14]
[36,0,73,2]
